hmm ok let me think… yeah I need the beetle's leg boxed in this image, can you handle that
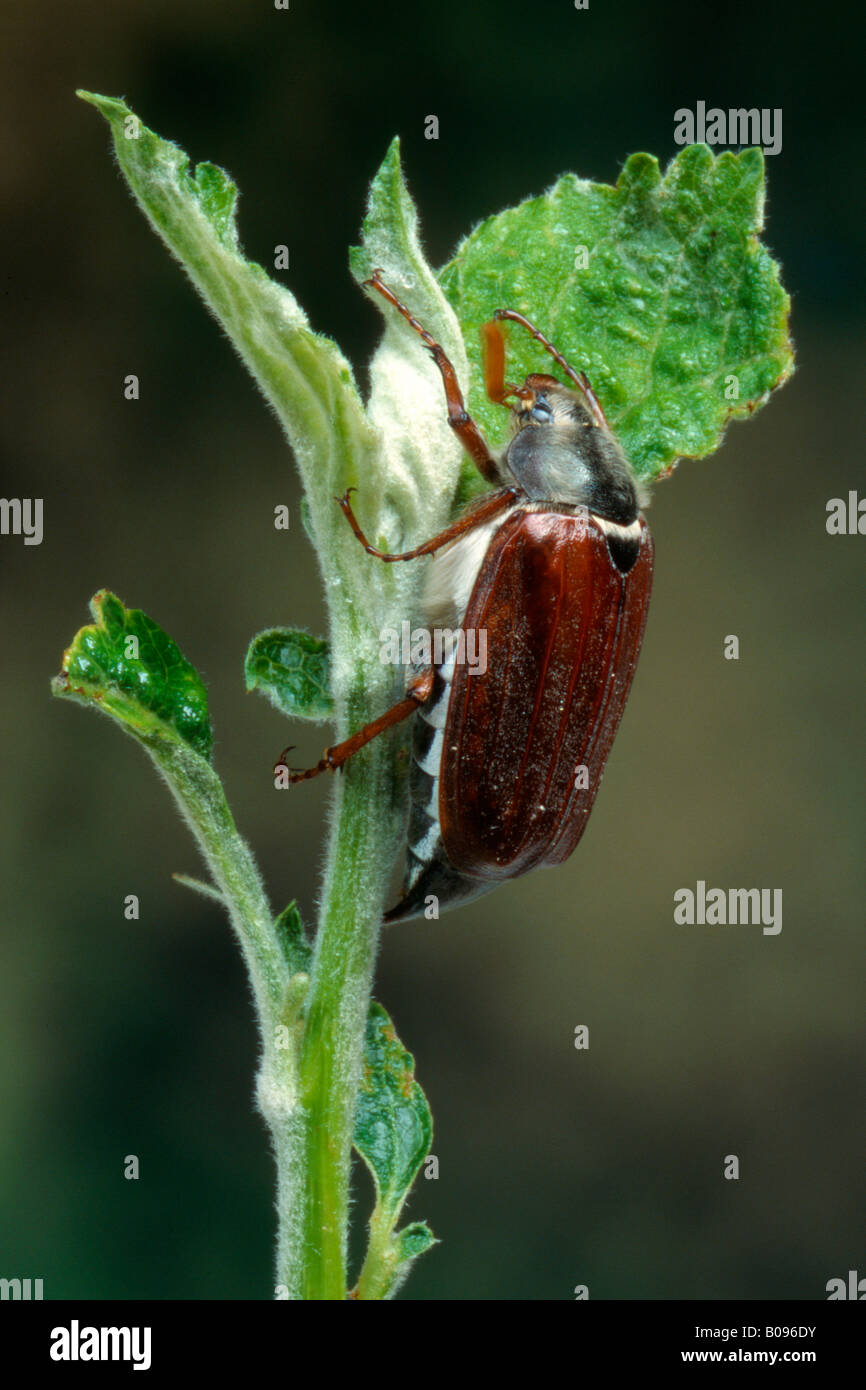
[492,308,609,429]
[364,271,500,483]
[336,485,517,563]
[277,669,434,783]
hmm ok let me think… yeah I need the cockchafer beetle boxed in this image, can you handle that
[285,273,654,922]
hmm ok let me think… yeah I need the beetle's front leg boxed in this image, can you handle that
[364,270,501,484]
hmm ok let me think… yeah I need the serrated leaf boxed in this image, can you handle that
[274,900,312,976]
[52,590,213,758]
[244,629,332,722]
[354,1002,432,1223]
[53,590,285,1013]
[440,144,793,482]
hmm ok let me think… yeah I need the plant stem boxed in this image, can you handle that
[146,616,403,1301]
[150,741,286,1016]
[147,740,322,1298]
[290,685,400,1299]
[355,1208,397,1301]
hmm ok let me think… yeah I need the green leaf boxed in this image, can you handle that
[354,1002,433,1217]
[244,629,332,722]
[353,1001,436,1299]
[274,901,312,976]
[357,1220,437,1302]
[440,144,793,482]
[53,593,285,1012]
[393,1222,436,1263]
[273,902,311,1031]
[52,590,213,759]
[172,873,226,906]
[348,137,468,553]
[76,91,383,642]
[298,495,315,546]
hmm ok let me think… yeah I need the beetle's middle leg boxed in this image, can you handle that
[278,668,434,784]
[364,270,500,484]
[335,484,517,563]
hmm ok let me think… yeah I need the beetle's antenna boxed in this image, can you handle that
[493,309,608,428]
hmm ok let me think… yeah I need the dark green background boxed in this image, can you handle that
[2,0,864,1300]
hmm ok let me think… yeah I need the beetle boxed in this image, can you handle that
[285,272,654,922]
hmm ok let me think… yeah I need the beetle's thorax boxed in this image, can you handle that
[502,381,640,525]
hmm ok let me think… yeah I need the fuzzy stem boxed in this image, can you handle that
[284,686,400,1299]
[149,741,286,1017]
[355,1208,399,1301]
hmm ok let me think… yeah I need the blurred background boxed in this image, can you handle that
[1,0,864,1301]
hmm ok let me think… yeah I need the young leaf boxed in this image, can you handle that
[244,629,332,722]
[348,137,467,553]
[440,144,794,483]
[298,495,315,546]
[354,1002,433,1218]
[393,1222,436,1262]
[52,590,213,759]
[273,902,312,1033]
[53,593,284,1013]
[356,1221,437,1303]
[172,873,226,906]
[76,90,386,646]
[353,1001,435,1297]
[274,901,312,976]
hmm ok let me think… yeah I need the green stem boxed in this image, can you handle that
[149,740,286,1016]
[142,579,404,1304]
[355,1209,398,1301]
[148,739,319,1300]
[289,686,400,1300]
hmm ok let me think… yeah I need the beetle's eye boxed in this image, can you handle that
[530,396,553,423]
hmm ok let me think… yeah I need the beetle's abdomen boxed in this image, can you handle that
[385,647,499,923]
[439,509,653,880]
[385,517,507,924]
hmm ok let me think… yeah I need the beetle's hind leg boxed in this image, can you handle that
[364,270,500,484]
[277,669,434,784]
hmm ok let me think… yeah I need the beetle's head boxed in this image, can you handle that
[481,317,645,523]
[504,379,640,521]
[510,373,594,433]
